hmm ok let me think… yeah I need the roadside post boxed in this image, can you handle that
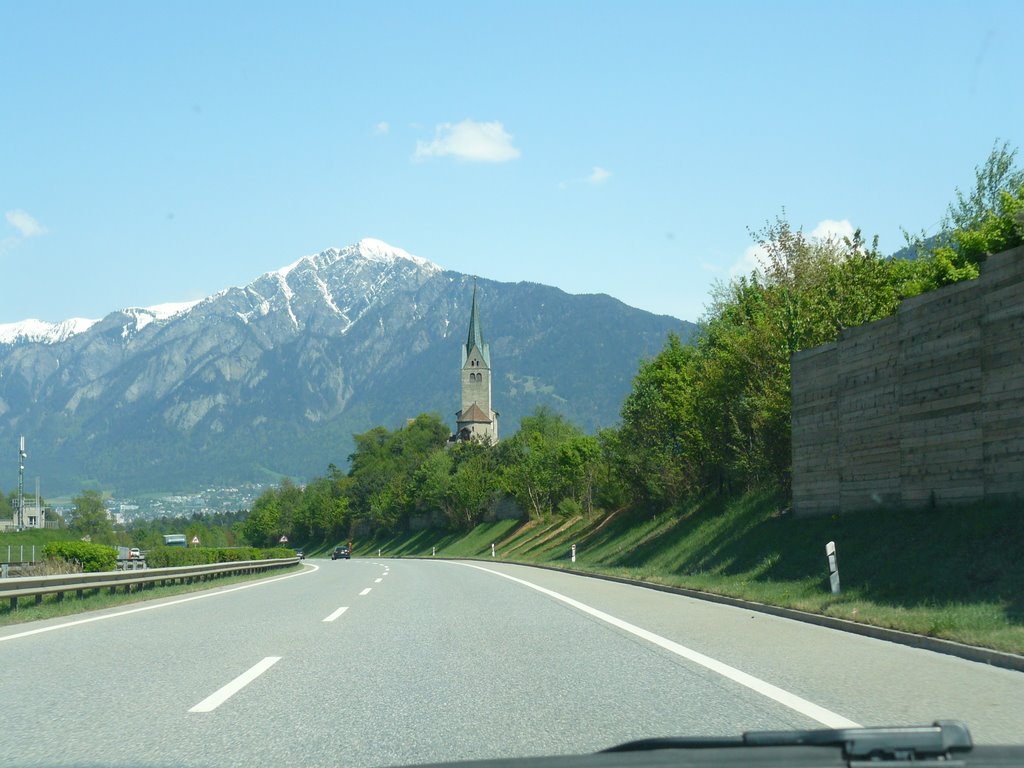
[826,540,840,594]
[571,544,576,563]
[491,543,495,558]
[432,546,436,557]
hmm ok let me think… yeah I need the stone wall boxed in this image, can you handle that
[791,245,1024,516]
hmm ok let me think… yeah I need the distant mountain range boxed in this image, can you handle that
[0,239,694,496]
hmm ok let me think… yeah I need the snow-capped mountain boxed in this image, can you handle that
[0,239,690,495]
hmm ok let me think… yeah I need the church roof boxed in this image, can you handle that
[463,282,491,367]
[457,403,492,424]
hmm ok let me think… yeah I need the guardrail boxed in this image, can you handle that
[0,557,301,609]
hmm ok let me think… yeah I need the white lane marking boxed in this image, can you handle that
[454,562,861,729]
[359,587,372,596]
[323,606,349,622]
[190,656,281,713]
[0,564,319,644]
[374,578,383,583]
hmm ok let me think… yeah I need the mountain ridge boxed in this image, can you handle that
[0,239,693,496]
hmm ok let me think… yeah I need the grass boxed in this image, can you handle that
[0,563,303,627]
[352,492,1024,655]
[0,529,78,566]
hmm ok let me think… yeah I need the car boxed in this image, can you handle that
[331,546,350,560]
[295,550,304,560]
[128,547,142,560]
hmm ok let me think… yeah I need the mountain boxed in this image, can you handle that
[0,239,694,495]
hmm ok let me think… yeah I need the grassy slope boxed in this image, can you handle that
[0,528,76,558]
[351,492,1024,654]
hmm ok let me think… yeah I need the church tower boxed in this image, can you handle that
[455,283,499,443]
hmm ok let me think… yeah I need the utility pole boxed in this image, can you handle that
[17,436,27,531]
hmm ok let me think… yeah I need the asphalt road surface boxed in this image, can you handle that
[2,559,1021,767]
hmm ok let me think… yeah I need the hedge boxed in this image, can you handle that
[144,546,297,568]
[42,541,118,573]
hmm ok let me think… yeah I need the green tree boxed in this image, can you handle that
[68,490,114,543]
[945,140,1024,233]
[497,407,585,518]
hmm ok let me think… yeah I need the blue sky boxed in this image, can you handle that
[2,1,1022,325]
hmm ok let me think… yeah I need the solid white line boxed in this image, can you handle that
[189,656,281,713]
[0,563,319,644]
[359,587,372,596]
[323,606,349,622]
[453,562,861,729]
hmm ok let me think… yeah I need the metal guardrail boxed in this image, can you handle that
[0,557,300,609]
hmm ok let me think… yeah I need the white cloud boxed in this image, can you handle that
[374,121,390,135]
[587,166,611,184]
[414,120,521,163]
[810,218,855,243]
[5,209,46,238]
[729,243,768,279]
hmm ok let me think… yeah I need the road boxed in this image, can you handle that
[1,559,1021,767]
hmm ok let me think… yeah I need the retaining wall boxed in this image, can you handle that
[791,245,1024,515]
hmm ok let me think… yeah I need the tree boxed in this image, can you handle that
[68,490,114,543]
[910,140,1024,283]
[945,140,1024,233]
[497,407,586,518]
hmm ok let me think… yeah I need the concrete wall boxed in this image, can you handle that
[791,245,1024,516]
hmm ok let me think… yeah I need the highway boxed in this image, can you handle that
[1,559,1021,767]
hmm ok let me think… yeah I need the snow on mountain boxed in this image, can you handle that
[356,238,440,271]
[273,238,440,280]
[122,301,203,334]
[0,239,434,345]
[0,317,100,345]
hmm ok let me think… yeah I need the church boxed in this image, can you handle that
[453,284,499,443]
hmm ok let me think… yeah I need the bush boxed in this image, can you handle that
[42,541,118,572]
[144,546,297,568]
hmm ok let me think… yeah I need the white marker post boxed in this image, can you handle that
[571,544,576,563]
[491,543,495,558]
[432,546,436,557]
[825,541,840,594]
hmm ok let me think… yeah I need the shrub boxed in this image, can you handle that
[144,546,297,567]
[42,541,118,572]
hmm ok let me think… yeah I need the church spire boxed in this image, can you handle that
[463,281,490,367]
[466,281,485,350]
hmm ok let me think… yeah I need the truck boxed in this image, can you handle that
[115,546,145,569]
[163,534,187,547]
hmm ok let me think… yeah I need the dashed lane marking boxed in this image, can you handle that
[190,656,281,713]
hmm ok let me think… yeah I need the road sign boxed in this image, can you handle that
[279,535,288,543]
[191,536,200,546]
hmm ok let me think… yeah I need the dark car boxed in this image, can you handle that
[331,546,351,560]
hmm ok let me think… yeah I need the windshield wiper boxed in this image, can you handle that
[602,720,972,763]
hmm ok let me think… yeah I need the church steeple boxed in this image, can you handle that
[455,281,498,443]
[463,281,491,367]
